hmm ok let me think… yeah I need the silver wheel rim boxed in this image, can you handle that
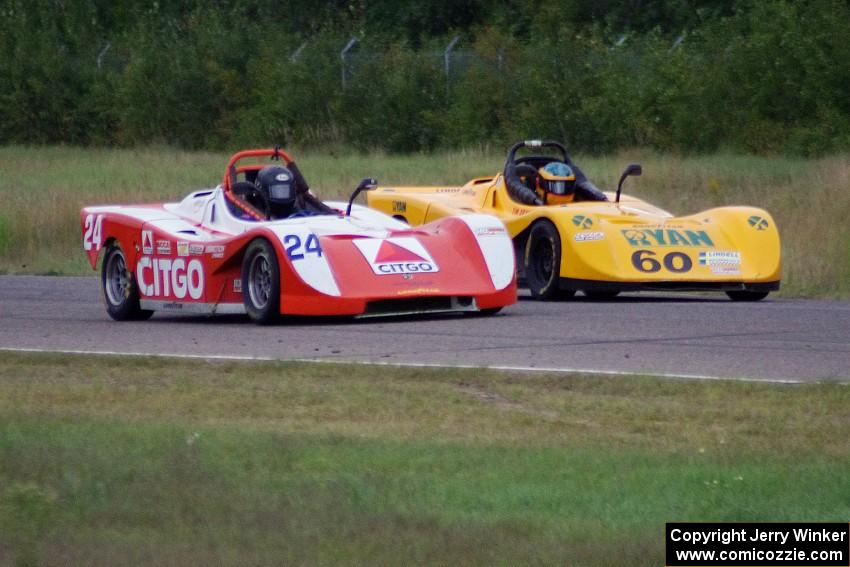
[248,252,273,309]
[105,249,130,306]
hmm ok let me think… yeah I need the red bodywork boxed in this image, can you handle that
[81,148,516,318]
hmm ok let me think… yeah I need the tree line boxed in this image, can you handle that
[1,0,848,154]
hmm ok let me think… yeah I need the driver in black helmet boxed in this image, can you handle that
[255,165,297,219]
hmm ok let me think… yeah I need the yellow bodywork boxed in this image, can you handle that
[367,173,781,289]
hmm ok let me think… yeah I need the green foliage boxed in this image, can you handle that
[1,0,850,154]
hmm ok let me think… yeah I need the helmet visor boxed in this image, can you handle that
[269,183,294,201]
[550,180,566,195]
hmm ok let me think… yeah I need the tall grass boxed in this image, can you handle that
[0,146,847,296]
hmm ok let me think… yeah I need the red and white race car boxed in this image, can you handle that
[80,148,516,323]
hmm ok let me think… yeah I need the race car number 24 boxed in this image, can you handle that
[631,249,692,273]
[83,214,104,251]
[284,234,322,260]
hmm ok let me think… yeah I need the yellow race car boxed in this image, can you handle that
[367,140,781,301]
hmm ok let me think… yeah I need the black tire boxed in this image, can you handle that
[242,239,281,324]
[101,242,153,321]
[583,290,620,300]
[726,290,769,302]
[524,221,573,301]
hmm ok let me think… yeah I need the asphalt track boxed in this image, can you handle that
[1,275,849,383]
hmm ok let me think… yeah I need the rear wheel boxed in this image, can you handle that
[726,290,769,302]
[524,221,574,301]
[101,243,153,321]
[242,239,281,324]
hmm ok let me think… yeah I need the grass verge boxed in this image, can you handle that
[1,352,848,565]
[0,145,849,296]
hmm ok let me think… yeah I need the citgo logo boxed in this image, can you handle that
[353,237,439,275]
[136,257,204,299]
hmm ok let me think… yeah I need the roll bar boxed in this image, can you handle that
[221,146,312,221]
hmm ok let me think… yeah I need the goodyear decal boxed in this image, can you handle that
[621,228,714,248]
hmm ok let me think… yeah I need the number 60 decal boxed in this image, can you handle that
[83,214,104,251]
[631,250,692,273]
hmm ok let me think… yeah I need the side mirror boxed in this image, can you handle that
[346,177,378,216]
[615,164,642,203]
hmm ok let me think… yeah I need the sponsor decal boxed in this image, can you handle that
[275,172,291,181]
[176,241,190,257]
[621,228,714,248]
[710,265,742,275]
[156,239,171,255]
[397,287,441,295]
[572,214,593,229]
[436,188,461,193]
[141,230,153,254]
[748,215,769,230]
[353,237,439,276]
[574,231,604,242]
[699,250,741,266]
[475,226,506,237]
[136,257,204,299]
[392,201,407,213]
[188,243,205,255]
[233,278,242,292]
[511,207,530,215]
[205,245,225,259]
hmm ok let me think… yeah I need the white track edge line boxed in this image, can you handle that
[0,346,810,384]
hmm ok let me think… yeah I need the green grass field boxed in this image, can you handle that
[0,145,848,296]
[1,352,848,565]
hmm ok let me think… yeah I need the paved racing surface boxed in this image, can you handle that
[1,276,849,382]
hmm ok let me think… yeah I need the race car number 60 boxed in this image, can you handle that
[83,214,104,251]
[631,249,692,273]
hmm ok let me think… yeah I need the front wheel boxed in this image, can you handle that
[101,243,153,321]
[242,239,281,324]
[524,221,573,301]
[726,290,769,302]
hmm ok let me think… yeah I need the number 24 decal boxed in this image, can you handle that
[83,214,104,251]
[631,250,692,273]
[284,234,322,260]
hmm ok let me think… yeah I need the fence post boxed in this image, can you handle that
[96,42,111,70]
[444,35,460,92]
[291,41,307,62]
[340,37,358,89]
[668,34,685,53]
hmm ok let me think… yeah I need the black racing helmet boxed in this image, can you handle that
[255,165,296,218]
